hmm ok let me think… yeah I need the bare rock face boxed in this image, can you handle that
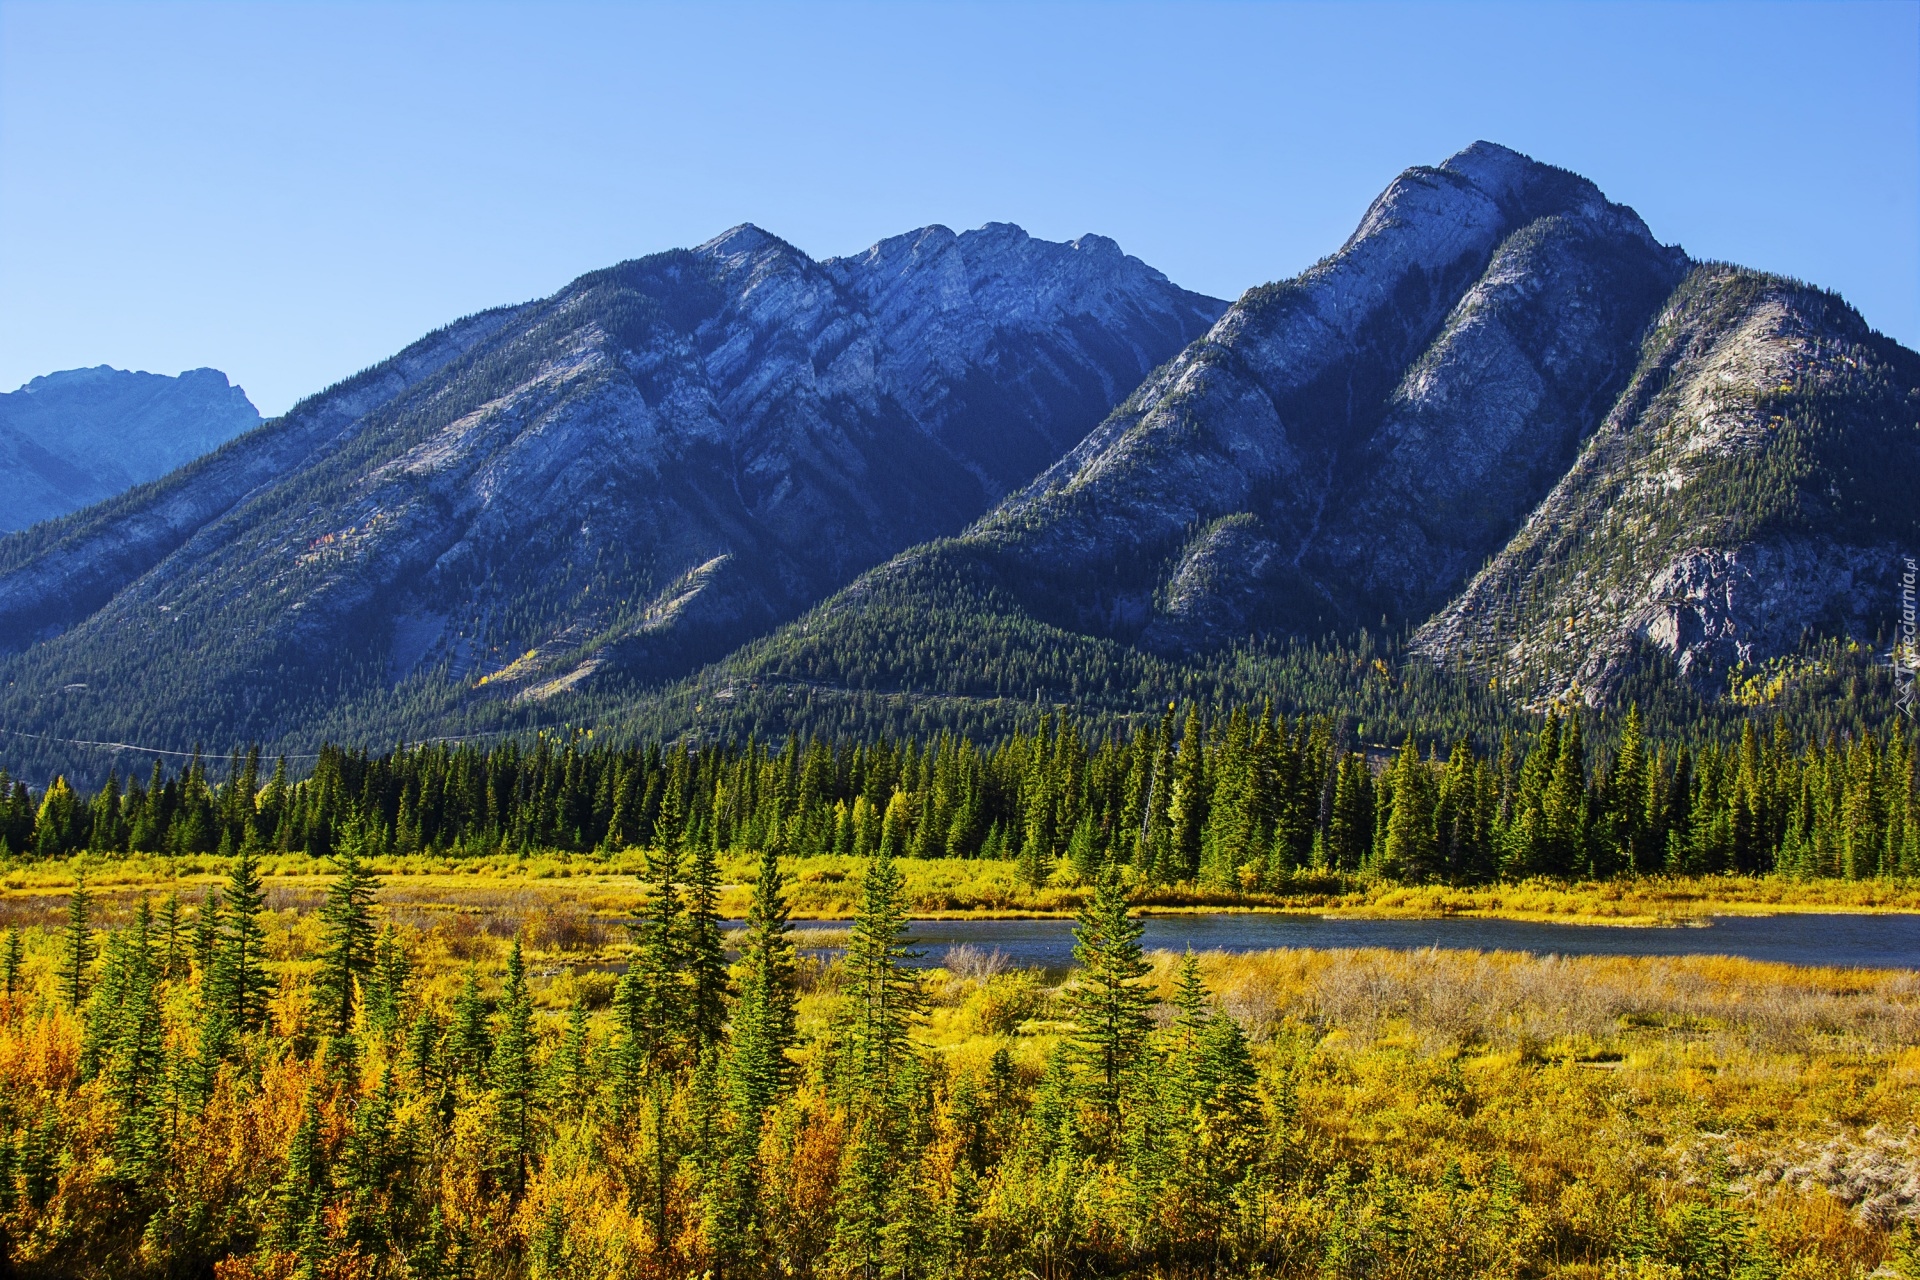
[1412,266,1920,705]
[879,142,1690,650]
[0,222,1223,754]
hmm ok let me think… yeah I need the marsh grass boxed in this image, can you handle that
[9,852,1920,928]
[1,886,1918,1276]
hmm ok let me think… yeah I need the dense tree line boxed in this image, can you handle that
[5,702,1917,883]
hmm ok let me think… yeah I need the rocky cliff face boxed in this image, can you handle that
[0,223,1222,755]
[0,366,261,533]
[868,143,1690,647]
[1411,265,1920,705]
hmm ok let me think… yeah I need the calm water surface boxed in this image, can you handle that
[787,912,1920,973]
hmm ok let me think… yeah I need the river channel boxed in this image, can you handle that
[786,912,1920,973]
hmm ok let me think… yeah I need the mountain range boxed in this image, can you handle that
[0,366,260,533]
[2,141,1914,781]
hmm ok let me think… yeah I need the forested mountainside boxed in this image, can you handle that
[0,142,1912,783]
[0,225,1223,780]
[0,366,260,532]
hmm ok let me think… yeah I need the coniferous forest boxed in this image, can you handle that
[6,702,1918,885]
[0,707,1918,1274]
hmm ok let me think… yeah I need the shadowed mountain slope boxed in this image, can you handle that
[0,223,1223,770]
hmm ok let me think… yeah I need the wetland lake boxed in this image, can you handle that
[788,911,1920,972]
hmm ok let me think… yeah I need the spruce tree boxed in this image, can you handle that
[491,939,536,1198]
[316,843,378,1038]
[683,839,729,1051]
[1607,705,1648,872]
[60,876,94,1009]
[448,968,491,1082]
[156,889,183,981]
[106,900,164,1177]
[731,842,797,1115]
[1382,736,1437,880]
[714,844,799,1262]
[549,1000,591,1119]
[1064,861,1153,1125]
[363,924,411,1040]
[1,925,23,998]
[193,886,223,979]
[1543,715,1588,876]
[270,1093,329,1256]
[610,971,649,1117]
[1167,706,1208,881]
[843,847,922,1102]
[635,842,685,1061]
[214,849,272,1032]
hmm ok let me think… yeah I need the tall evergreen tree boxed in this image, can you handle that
[60,876,94,1009]
[1065,862,1154,1126]
[448,968,491,1082]
[270,1093,330,1257]
[1167,706,1208,882]
[193,886,223,980]
[635,842,685,1062]
[1,925,24,998]
[156,889,184,981]
[842,847,922,1101]
[491,939,536,1199]
[316,842,378,1038]
[684,839,729,1052]
[104,900,164,1177]
[731,843,797,1113]
[213,850,272,1032]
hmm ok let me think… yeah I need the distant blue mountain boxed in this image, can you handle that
[0,365,261,532]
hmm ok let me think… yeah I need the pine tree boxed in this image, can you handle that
[316,842,378,1038]
[1065,862,1153,1126]
[20,1107,57,1212]
[1543,714,1588,876]
[270,1093,330,1258]
[731,843,797,1113]
[60,876,94,1009]
[105,900,164,1177]
[1326,753,1374,873]
[448,968,491,1082]
[491,938,536,1199]
[339,1064,403,1258]
[364,924,411,1040]
[1,925,23,997]
[1382,736,1437,880]
[549,1000,591,1119]
[213,849,272,1032]
[683,839,729,1051]
[843,847,922,1103]
[1607,704,1648,872]
[156,889,184,981]
[635,842,685,1063]
[193,886,223,979]
[1167,706,1208,881]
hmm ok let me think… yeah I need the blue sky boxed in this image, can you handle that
[2,0,1915,416]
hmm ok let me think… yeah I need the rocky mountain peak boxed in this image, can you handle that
[0,365,262,533]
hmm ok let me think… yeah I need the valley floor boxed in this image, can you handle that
[0,865,1916,1277]
[6,854,1920,929]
